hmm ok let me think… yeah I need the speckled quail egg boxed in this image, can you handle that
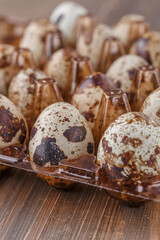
[50,1,89,45]
[29,102,95,187]
[44,48,79,97]
[77,24,114,71]
[0,94,28,148]
[130,31,160,69]
[97,112,160,187]
[8,68,47,132]
[20,19,62,67]
[113,14,149,50]
[0,43,14,95]
[106,54,148,101]
[141,88,160,125]
[71,72,115,129]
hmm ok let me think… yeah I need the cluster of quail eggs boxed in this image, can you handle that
[0,1,160,202]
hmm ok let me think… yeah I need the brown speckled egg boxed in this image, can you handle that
[0,43,14,95]
[106,55,148,100]
[29,102,94,187]
[44,48,79,97]
[97,112,160,187]
[29,102,94,163]
[141,88,160,125]
[71,72,115,129]
[0,94,28,148]
[8,68,47,132]
[20,19,62,67]
[113,14,149,50]
[76,24,113,70]
[130,31,160,69]
[50,2,89,45]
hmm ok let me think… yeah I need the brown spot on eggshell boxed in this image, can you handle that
[82,111,95,122]
[29,73,37,84]
[0,105,26,144]
[87,142,94,154]
[33,137,67,166]
[120,151,135,164]
[63,117,70,122]
[28,87,34,94]
[102,138,112,153]
[116,81,121,88]
[63,126,87,142]
[128,68,136,80]
[55,14,64,24]
[155,146,160,155]
[30,127,37,140]
[156,109,160,117]
[122,136,142,148]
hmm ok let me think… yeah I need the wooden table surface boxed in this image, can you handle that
[0,0,160,239]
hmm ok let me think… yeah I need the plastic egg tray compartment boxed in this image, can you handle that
[0,146,160,206]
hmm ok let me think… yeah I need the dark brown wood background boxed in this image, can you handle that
[0,0,160,239]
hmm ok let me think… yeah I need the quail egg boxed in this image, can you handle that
[71,72,115,129]
[77,24,113,71]
[106,54,148,101]
[44,48,79,97]
[97,112,160,186]
[141,87,160,125]
[8,68,47,132]
[0,43,14,95]
[113,14,149,50]
[50,1,89,45]
[20,19,62,67]
[130,31,160,69]
[29,102,95,187]
[0,94,28,148]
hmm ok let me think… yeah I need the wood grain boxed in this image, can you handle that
[0,0,160,239]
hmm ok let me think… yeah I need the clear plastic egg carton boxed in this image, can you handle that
[0,145,160,206]
[0,10,160,207]
[0,15,28,46]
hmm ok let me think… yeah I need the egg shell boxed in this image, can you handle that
[0,44,15,95]
[71,72,115,129]
[97,112,160,186]
[8,68,47,130]
[141,87,160,125]
[77,24,113,70]
[44,48,79,96]
[50,1,88,44]
[113,14,149,48]
[20,19,57,66]
[106,54,148,95]
[130,31,160,69]
[0,94,28,148]
[29,102,95,167]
